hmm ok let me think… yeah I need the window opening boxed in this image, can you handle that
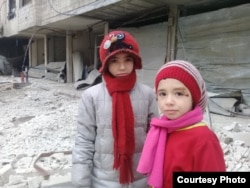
[7,0,16,20]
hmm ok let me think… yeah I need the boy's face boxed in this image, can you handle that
[107,52,134,77]
[156,78,193,120]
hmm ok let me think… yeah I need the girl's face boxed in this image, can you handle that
[107,52,134,77]
[156,78,193,120]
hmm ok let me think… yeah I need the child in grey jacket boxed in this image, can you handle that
[72,30,159,188]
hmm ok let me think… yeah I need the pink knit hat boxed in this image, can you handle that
[155,60,207,112]
[99,30,142,73]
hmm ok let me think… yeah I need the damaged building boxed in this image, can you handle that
[0,0,250,187]
[1,0,249,115]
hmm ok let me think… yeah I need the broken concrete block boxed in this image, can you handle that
[233,122,241,132]
[0,164,14,186]
[233,140,245,146]
[8,174,24,185]
[27,176,43,188]
[0,82,13,91]
[224,136,233,144]
[41,173,72,188]
[3,182,27,188]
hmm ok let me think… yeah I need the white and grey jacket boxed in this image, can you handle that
[72,81,158,188]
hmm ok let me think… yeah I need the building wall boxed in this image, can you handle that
[0,0,113,36]
[1,0,19,37]
[53,36,66,62]
[36,39,44,65]
[177,4,250,104]
[1,1,249,103]
[18,1,36,32]
[72,30,94,67]
[0,0,35,36]
[39,0,111,26]
[124,4,250,104]
[123,23,168,87]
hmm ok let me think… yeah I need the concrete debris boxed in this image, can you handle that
[0,75,250,187]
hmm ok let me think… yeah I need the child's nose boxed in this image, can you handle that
[165,95,174,104]
[119,62,126,69]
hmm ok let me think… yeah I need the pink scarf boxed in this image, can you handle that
[137,106,203,188]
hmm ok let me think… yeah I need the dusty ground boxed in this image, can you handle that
[0,75,249,187]
[0,76,81,159]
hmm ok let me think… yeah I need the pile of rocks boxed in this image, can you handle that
[0,76,249,188]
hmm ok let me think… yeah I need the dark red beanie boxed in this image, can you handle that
[99,30,142,73]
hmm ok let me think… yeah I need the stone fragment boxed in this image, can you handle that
[0,164,14,186]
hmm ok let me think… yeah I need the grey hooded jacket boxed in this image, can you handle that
[72,81,158,188]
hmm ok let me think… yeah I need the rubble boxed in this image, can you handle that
[0,75,249,187]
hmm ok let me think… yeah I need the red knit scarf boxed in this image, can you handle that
[103,71,136,184]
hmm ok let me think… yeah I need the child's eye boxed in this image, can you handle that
[175,91,189,97]
[125,57,133,62]
[175,92,184,96]
[158,92,166,97]
[109,58,117,63]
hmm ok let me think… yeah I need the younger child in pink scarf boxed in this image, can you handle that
[137,60,226,188]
